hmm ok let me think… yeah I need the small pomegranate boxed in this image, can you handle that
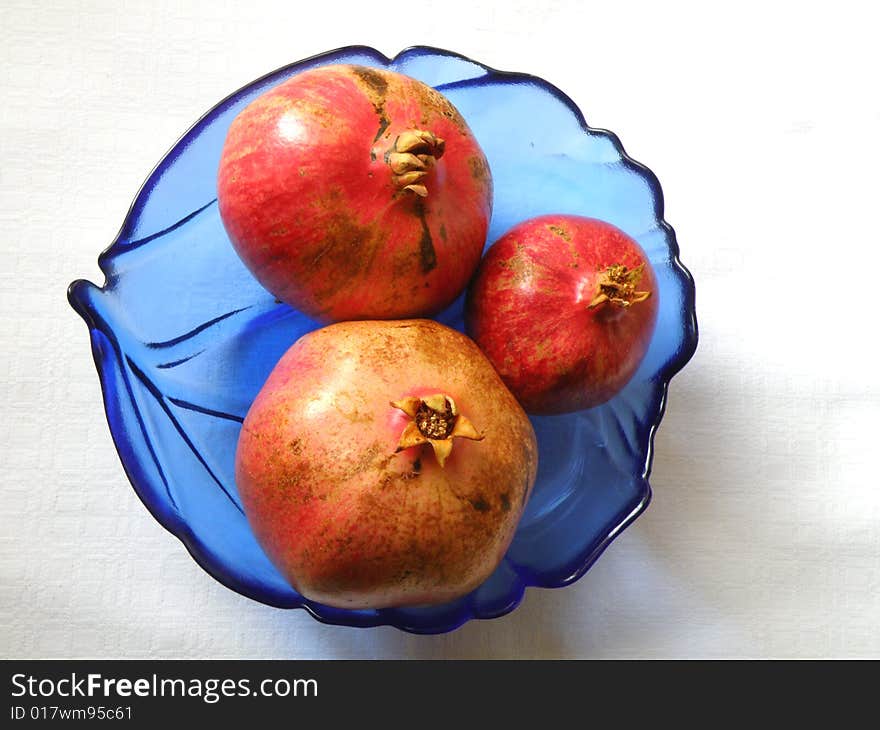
[466,215,659,414]
[217,64,493,322]
[235,319,537,609]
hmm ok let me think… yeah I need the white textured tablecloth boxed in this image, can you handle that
[3,0,878,658]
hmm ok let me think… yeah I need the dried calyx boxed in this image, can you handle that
[588,263,652,309]
[391,394,482,467]
[387,129,445,198]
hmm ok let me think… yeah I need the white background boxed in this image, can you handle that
[2,0,878,659]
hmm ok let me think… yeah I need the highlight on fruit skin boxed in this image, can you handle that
[217,63,493,323]
[465,214,660,414]
[234,319,537,610]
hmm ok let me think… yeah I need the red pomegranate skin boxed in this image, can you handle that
[235,319,537,609]
[217,64,493,322]
[465,215,659,414]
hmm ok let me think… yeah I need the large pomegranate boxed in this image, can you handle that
[217,64,493,322]
[466,215,659,414]
[235,319,537,609]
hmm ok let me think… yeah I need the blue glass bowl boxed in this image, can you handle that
[68,45,697,634]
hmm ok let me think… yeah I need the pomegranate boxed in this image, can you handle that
[465,215,659,414]
[235,319,537,609]
[217,64,493,322]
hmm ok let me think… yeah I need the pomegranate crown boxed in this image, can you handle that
[391,394,482,467]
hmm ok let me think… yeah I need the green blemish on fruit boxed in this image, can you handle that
[414,198,437,273]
